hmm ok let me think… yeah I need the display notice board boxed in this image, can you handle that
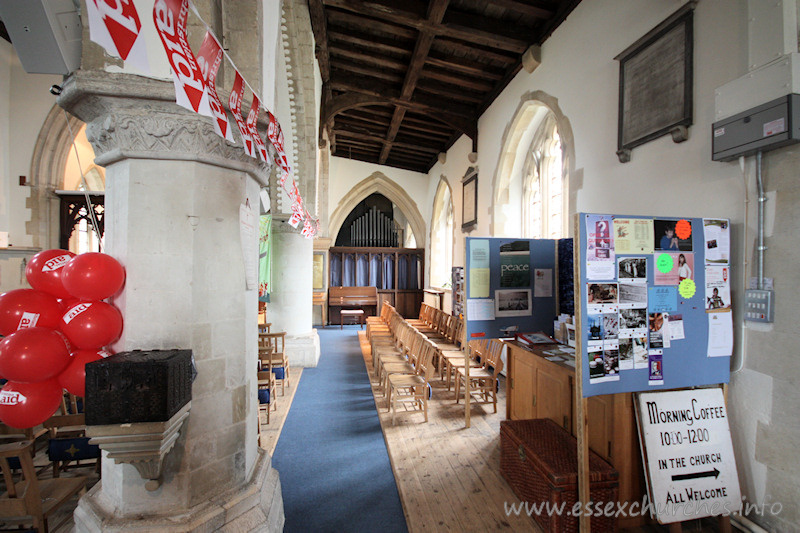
[464,237,557,340]
[635,388,742,523]
[578,214,733,397]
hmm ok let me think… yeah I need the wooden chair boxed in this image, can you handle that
[0,439,87,533]
[455,339,505,413]
[259,332,289,395]
[440,338,485,390]
[379,330,424,394]
[257,345,277,425]
[387,337,435,424]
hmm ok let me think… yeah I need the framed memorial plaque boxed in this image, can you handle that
[615,4,694,162]
[462,168,477,231]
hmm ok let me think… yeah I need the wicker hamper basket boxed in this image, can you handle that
[500,418,619,533]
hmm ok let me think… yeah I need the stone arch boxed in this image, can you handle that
[27,105,84,249]
[329,172,426,248]
[490,91,577,236]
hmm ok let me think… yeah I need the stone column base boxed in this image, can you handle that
[286,330,320,367]
[74,448,284,533]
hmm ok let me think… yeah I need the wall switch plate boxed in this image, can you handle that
[745,289,774,323]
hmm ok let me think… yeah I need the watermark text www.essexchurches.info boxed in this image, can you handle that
[504,496,783,520]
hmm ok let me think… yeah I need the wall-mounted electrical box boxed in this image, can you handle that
[744,289,774,323]
[712,94,800,161]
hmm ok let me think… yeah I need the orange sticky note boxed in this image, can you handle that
[675,219,692,240]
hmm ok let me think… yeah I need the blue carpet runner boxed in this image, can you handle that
[272,326,408,533]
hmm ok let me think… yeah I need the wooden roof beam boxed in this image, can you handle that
[327,29,412,57]
[380,0,449,164]
[323,0,530,53]
[488,0,555,19]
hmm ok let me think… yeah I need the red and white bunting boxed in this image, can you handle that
[301,217,314,238]
[85,0,149,72]
[229,72,256,158]
[196,32,233,142]
[267,111,290,172]
[288,211,303,228]
[246,96,271,164]
[153,0,212,116]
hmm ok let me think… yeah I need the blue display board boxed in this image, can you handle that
[464,237,557,340]
[578,214,732,397]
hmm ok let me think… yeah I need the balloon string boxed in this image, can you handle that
[62,109,105,252]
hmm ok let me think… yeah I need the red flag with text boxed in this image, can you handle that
[246,96,271,164]
[196,32,233,141]
[85,0,149,72]
[228,72,256,158]
[267,111,290,172]
[153,0,212,116]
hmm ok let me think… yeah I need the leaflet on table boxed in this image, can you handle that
[707,311,733,357]
[613,217,654,253]
[586,214,615,279]
[617,256,647,283]
[703,218,730,264]
[466,298,495,321]
[705,265,731,311]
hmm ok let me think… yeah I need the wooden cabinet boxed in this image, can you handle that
[507,342,572,431]
[505,341,645,528]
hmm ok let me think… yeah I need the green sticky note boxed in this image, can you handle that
[679,279,696,299]
[656,253,674,273]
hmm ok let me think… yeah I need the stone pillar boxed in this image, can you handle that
[267,217,320,367]
[59,71,283,532]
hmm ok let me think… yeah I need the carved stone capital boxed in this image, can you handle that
[58,71,271,185]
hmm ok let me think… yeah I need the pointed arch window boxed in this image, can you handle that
[522,114,564,239]
[430,180,453,289]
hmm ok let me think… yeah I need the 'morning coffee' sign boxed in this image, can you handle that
[635,388,741,524]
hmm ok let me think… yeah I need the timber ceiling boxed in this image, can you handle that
[308,0,582,173]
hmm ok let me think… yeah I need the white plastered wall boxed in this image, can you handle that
[424,0,795,527]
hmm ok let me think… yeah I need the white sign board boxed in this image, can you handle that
[635,388,741,524]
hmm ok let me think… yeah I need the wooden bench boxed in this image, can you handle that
[328,286,378,326]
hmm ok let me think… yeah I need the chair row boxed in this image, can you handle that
[367,303,503,423]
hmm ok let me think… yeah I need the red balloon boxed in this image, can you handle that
[58,348,112,397]
[0,327,71,383]
[60,301,123,350]
[61,253,125,301]
[0,289,62,336]
[25,249,75,299]
[0,379,63,428]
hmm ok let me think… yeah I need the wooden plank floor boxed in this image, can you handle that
[258,367,304,456]
[358,331,539,532]
[358,331,724,533]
